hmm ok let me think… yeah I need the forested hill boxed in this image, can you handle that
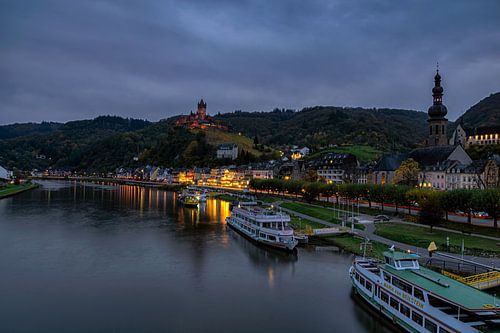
[215,106,428,151]
[456,92,500,129]
[0,116,153,171]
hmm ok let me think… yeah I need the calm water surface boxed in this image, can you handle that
[0,180,400,333]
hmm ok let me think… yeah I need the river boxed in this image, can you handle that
[0,180,399,333]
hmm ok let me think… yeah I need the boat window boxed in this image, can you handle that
[392,276,413,294]
[400,303,410,318]
[359,276,365,287]
[439,328,451,333]
[355,273,360,281]
[424,319,438,333]
[365,281,372,292]
[383,272,391,283]
[414,288,425,301]
[380,291,389,304]
[412,312,423,326]
[268,235,276,241]
[389,297,399,310]
[399,259,416,268]
[259,233,266,238]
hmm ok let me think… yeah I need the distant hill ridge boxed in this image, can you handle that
[456,92,500,129]
[1,93,499,171]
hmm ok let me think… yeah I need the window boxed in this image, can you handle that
[390,298,399,310]
[400,303,410,318]
[355,273,360,281]
[359,277,365,287]
[392,276,413,294]
[381,291,389,304]
[430,126,433,135]
[414,288,424,301]
[268,235,276,241]
[439,328,451,333]
[412,312,423,326]
[424,319,438,333]
[383,272,391,282]
[366,281,372,292]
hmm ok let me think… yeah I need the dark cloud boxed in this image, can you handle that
[1,0,499,124]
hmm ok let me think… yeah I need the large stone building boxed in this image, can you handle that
[176,99,228,130]
[216,143,239,160]
[450,123,500,147]
[312,153,359,184]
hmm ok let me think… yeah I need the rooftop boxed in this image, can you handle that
[384,264,499,311]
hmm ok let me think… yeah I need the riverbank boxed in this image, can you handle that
[0,182,39,199]
[35,176,184,191]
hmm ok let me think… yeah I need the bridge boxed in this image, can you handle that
[441,270,500,290]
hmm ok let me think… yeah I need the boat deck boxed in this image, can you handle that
[384,264,500,311]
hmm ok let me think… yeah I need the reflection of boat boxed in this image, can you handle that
[226,202,298,252]
[349,250,500,333]
[182,195,199,208]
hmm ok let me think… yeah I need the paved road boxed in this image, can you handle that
[276,201,500,268]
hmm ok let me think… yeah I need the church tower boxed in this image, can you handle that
[426,69,448,146]
[197,99,207,120]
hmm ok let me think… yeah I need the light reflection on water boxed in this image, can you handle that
[0,180,399,333]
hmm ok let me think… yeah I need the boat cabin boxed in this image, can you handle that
[384,251,420,270]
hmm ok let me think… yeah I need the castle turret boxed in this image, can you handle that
[197,99,207,119]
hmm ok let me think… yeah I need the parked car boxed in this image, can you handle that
[374,215,391,222]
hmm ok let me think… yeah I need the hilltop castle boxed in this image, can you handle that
[176,99,228,130]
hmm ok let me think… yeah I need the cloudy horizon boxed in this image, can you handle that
[1,0,500,125]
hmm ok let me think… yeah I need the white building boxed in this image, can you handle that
[250,169,274,179]
[216,143,238,160]
[0,166,12,181]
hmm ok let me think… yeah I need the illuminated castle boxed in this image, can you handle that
[176,99,228,130]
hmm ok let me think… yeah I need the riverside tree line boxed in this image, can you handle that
[249,178,500,229]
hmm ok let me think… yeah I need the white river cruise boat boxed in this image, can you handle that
[350,250,500,333]
[226,203,298,252]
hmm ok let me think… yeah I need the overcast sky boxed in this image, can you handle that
[1,0,499,124]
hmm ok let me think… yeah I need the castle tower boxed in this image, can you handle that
[426,69,448,146]
[197,99,207,120]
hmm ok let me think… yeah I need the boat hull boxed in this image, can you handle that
[227,219,297,253]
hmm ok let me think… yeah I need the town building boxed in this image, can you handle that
[371,154,407,185]
[311,153,358,184]
[0,166,11,181]
[216,143,239,160]
[290,147,310,160]
[449,123,500,148]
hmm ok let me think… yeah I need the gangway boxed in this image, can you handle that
[441,270,500,290]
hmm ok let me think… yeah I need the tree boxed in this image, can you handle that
[394,158,420,186]
[419,192,444,232]
[472,189,500,228]
[451,189,477,224]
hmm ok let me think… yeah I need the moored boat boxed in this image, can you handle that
[349,250,500,333]
[226,202,298,252]
[182,195,199,208]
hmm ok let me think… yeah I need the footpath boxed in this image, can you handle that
[275,200,500,268]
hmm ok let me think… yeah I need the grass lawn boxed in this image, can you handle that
[256,194,279,203]
[215,194,239,202]
[437,220,500,239]
[0,183,38,198]
[199,128,273,157]
[324,234,388,260]
[306,145,381,162]
[289,215,327,232]
[375,223,500,257]
[281,201,365,230]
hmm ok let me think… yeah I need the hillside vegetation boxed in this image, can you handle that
[216,106,428,151]
[457,92,500,129]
